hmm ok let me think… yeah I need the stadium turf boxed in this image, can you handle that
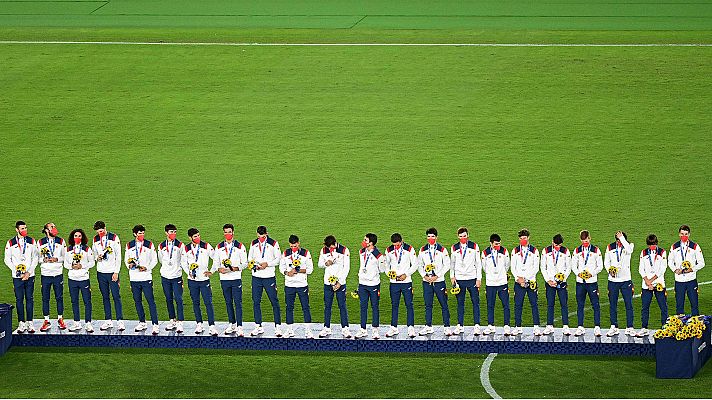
[1,0,711,398]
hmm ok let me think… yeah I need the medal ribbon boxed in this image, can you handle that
[166,239,174,259]
[225,241,234,258]
[490,247,498,269]
[680,243,688,261]
[553,247,560,266]
[18,237,26,255]
[191,243,201,262]
[428,245,436,264]
[362,249,370,271]
[135,241,144,260]
[520,245,529,264]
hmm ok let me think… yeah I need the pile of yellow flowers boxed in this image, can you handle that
[681,260,693,273]
[579,270,593,280]
[654,315,707,340]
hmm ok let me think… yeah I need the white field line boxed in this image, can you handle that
[0,41,711,47]
[554,279,712,322]
[481,353,502,399]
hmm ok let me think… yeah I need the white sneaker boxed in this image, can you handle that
[503,325,511,336]
[606,326,619,337]
[195,322,204,334]
[152,324,160,335]
[543,325,554,335]
[594,326,602,337]
[512,326,523,335]
[483,325,495,335]
[100,321,113,331]
[305,327,314,339]
[372,328,380,339]
[419,326,434,335]
[453,324,464,335]
[135,322,148,332]
[443,327,453,336]
[250,326,264,336]
[209,325,219,336]
[26,321,35,333]
[385,326,399,338]
[473,324,482,335]
[69,321,82,332]
[563,325,571,336]
[283,326,295,338]
[625,327,635,336]
[14,321,27,334]
[165,320,177,331]
[235,326,244,337]
[637,328,649,337]
[354,328,367,338]
[341,327,352,338]
[533,326,542,336]
[574,326,586,336]
[117,321,126,331]
[407,326,416,337]
[176,321,184,333]
[223,324,236,335]
[85,322,94,333]
[274,326,283,337]
[319,327,332,338]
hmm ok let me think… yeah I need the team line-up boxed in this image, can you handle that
[4,221,705,340]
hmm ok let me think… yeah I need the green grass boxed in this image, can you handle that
[1,0,712,398]
[0,348,490,398]
[0,348,710,398]
[491,354,712,398]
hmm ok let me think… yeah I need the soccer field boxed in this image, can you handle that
[1,0,712,398]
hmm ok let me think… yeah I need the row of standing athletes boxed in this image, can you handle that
[5,220,704,339]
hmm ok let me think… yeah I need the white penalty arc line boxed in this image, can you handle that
[481,353,502,399]
[554,279,712,322]
[0,40,711,47]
